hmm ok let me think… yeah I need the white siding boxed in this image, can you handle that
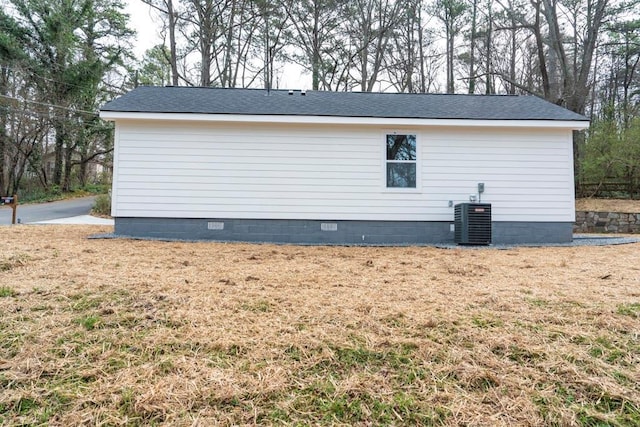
[112,120,575,222]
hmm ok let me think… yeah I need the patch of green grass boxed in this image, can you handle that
[535,382,640,427]
[616,303,640,318]
[0,330,25,358]
[15,397,39,414]
[105,357,129,372]
[319,393,364,422]
[576,398,640,426]
[528,297,550,307]
[0,373,10,389]
[290,381,445,425]
[492,344,545,365]
[571,335,589,345]
[284,344,303,361]
[281,342,430,420]
[117,388,137,418]
[240,300,272,312]
[589,346,605,358]
[472,314,504,328]
[74,315,101,330]
[578,336,630,365]
[157,359,175,374]
[380,312,407,328]
[334,346,385,368]
[611,371,631,386]
[263,407,292,422]
[69,294,102,312]
[0,286,17,297]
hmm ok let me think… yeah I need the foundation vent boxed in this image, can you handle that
[207,221,224,230]
[321,223,338,231]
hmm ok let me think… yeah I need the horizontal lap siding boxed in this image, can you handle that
[424,128,574,222]
[114,122,394,220]
[112,121,574,222]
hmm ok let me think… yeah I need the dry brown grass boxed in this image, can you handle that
[1,225,639,426]
[576,198,640,213]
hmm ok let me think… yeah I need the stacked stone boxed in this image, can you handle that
[574,211,640,233]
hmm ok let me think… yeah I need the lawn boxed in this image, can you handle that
[1,225,639,426]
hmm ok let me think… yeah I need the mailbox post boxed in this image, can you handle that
[1,195,18,224]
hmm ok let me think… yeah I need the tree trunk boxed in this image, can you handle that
[79,160,88,187]
[468,0,477,93]
[0,66,7,195]
[63,143,74,192]
[195,0,214,87]
[530,0,551,100]
[312,1,320,91]
[53,119,65,187]
[406,5,414,93]
[485,2,493,94]
[0,123,6,196]
[417,6,426,93]
[167,0,179,86]
[447,24,454,93]
[509,5,516,94]
[223,0,237,87]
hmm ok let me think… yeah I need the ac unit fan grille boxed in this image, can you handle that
[454,203,492,245]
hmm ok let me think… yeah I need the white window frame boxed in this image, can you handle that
[382,131,421,192]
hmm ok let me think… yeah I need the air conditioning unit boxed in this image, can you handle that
[454,203,492,245]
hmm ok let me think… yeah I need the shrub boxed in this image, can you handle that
[92,193,111,216]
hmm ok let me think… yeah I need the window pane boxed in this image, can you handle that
[387,134,416,160]
[387,163,416,188]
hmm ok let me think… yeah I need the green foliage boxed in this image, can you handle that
[0,286,17,297]
[0,0,129,196]
[82,183,110,194]
[581,115,640,197]
[136,45,172,87]
[17,183,107,204]
[92,193,111,216]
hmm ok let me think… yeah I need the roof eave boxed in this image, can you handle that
[99,111,590,129]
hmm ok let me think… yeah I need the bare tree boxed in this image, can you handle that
[432,0,468,93]
[282,0,345,90]
[344,0,403,92]
[142,0,181,86]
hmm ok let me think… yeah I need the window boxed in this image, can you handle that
[386,134,417,188]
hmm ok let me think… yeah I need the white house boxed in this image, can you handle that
[100,87,589,244]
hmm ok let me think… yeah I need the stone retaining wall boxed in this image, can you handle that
[574,211,640,233]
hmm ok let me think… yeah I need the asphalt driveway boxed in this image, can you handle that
[0,196,100,225]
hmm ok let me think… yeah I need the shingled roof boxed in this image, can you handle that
[101,86,588,122]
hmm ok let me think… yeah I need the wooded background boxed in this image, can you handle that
[1,0,639,200]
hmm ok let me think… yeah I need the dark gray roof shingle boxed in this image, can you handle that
[101,86,588,121]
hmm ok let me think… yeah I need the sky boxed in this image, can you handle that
[123,0,160,57]
[122,0,307,89]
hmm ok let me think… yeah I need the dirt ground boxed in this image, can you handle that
[576,198,640,212]
[0,225,639,426]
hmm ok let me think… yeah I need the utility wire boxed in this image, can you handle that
[2,65,128,94]
[0,94,99,116]
[0,105,111,133]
